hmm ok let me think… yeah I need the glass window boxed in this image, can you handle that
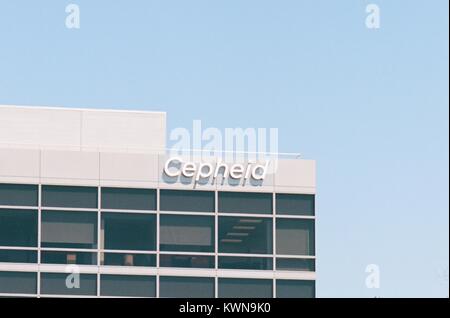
[100,275,156,297]
[160,254,214,269]
[0,272,37,294]
[276,258,315,271]
[219,216,272,254]
[40,273,97,296]
[41,251,97,265]
[160,190,214,212]
[218,278,272,298]
[276,280,315,298]
[101,188,156,211]
[160,276,215,298]
[0,209,37,247]
[102,213,156,251]
[160,215,214,252]
[41,211,98,249]
[42,185,97,209]
[102,253,156,267]
[276,194,315,216]
[0,250,37,263]
[219,256,272,270]
[219,192,272,214]
[276,219,314,256]
[0,184,38,207]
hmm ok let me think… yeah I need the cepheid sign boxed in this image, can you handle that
[163,157,269,182]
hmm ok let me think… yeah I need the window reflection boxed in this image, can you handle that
[41,211,97,249]
[276,280,315,298]
[42,185,98,209]
[41,251,97,265]
[276,219,314,256]
[219,216,272,254]
[160,254,214,268]
[102,253,156,267]
[276,193,315,216]
[276,258,315,271]
[0,272,37,294]
[100,275,155,297]
[219,192,272,214]
[101,187,156,211]
[101,213,156,251]
[0,184,38,207]
[0,209,37,247]
[160,215,214,253]
[0,250,37,263]
[219,278,272,298]
[160,190,215,212]
[219,256,272,270]
[160,276,215,298]
[40,273,97,296]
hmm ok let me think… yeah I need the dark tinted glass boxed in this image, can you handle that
[276,219,315,256]
[41,211,98,249]
[42,185,97,208]
[160,254,214,268]
[276,280,315,298]
[41,251,97,265]
[0,272,37,294]
[160,276,215,298]
[0,250,37,263]
[101,188,156,210]
[40,273,97,296]
[218,278,272,298]
[219,192,272,214]
[219,256,273,270]
[0,209,37,247]
[276,258,315,271]
[102,253,156,267]
[102,213,156,251]
[276,194,315,216]
[100,275,156,297]
[160,190,215,212]
[160,215,214,252]
[219,216,272,254]
[0,184,38,206]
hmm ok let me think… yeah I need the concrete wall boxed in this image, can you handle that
[0,106,315,194]
[0,150,315,194]
[0,105,166,152]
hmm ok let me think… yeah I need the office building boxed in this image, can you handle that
[0,105,316,298]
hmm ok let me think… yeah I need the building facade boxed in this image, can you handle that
[0,105,316,298]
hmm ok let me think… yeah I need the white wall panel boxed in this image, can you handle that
[41,150,99,184]
[0,105,166,152]
[0,106,81,149]
[81,110,166,152]
[274,159,316,194]
[100,152,159,183]
[0,148,40,183]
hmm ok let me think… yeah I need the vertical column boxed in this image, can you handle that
[313,194,317,297]
[97,184,101,297]
[156,188,160,298]
[214,190,219,298]
[37,183,42,298]
[37,149,42,298]
[272,192,276,298]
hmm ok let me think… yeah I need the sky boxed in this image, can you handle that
[0,1,448,297]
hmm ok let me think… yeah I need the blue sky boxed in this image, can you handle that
[0,1,448,297]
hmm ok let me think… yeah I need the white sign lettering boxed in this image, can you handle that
[164,157,269,183]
